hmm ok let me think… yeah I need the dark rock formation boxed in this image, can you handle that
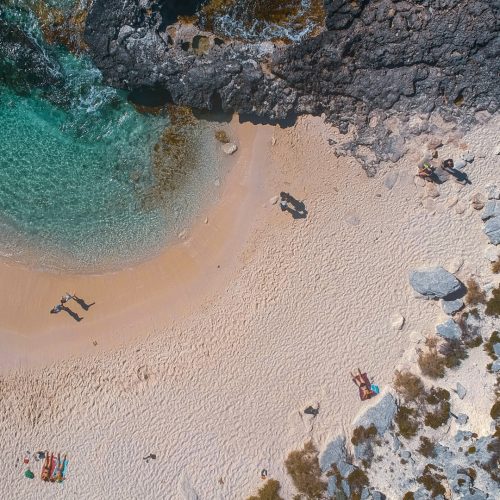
[83,0,500,172]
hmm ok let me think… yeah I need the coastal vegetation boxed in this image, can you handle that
[247,479,283,500]
[465,278,487,305]
[485,285,500,317]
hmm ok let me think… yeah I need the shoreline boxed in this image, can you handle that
[0,117,272,372]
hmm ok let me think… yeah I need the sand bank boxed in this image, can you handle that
[0,114,498,499]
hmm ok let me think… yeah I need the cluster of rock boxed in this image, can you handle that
[480,185,500,246]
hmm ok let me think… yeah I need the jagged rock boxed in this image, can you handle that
[409,267,463,299]
[492,359,500,372]
[493,343,500,357]
[391,434,401,452]
[456,383,467,400]
[371,492,386,500]
[400,450,411,460]
[441,298,464,315]
[320,436,354,478]
[481,200,500,221]
[222,143,238,155]
[82,0,500,174]
[390,312,405,330]
[484,216,500,245]
[456,413,469,425]
[436,319,462,340]
[353,392,396,435]
[384,171,398,190]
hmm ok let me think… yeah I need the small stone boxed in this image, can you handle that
[441,298,464,315]
[455,202,467,214]
[427,138,443,150]
[447,257,463,274]
[461,152,475,163]
[384,171,398,190]
[269,195,279,205]
[436,319,462,340]
[204,217,208,224]
[392,435,401,452]
[493,343,500,357]
[400,450,411,460]
[456,413,469,425]
[484,245,500,262]
[453,159,467,170]
[456,383,467,400]
[426,183,440,198]
[391,313,405,330]
[492,359,500,372]
[271,137,277,146]
[222,143,238,155]
[470,192,485,210]
[446,196,458,208]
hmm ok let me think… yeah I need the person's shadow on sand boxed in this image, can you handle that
[280,192,308,219]
[61,305,83,322]
[72,295,95,311]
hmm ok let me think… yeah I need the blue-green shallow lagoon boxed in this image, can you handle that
[0,48,226,272]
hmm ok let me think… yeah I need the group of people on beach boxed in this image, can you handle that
[50,292,94,321]
[23,451,68,482]
[416,157,469,185]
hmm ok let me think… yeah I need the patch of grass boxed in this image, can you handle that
[492,259,500,274]
[247,479,284,500]
[403,493,415,500]
[485,286,500,317]
[418,349,446,379]
[425,387,450,405]
[351,424,377,446]
[467,446,476,454]
[439,339,468,369]
[395,406,420,439]
[465,278,487,306]
[464,335,483,348]
[418,436,437,458]
[484,331,500,360]
[425,401,450,429]
[284,441,327,500]
[491,401,500,420]
[347,468,369,500]
[394,370,426,402]
[417,464,446,497]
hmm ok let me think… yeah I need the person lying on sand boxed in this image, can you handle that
[351,369,373,399]
[50,304,62,314]
[53,453,66,482]
[41,452,51,481]
[60,293,73,305]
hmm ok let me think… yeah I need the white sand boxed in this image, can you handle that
[0,114,498,499]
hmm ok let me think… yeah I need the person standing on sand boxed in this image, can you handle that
[279,192,289,211]
[50,304,62,314]
[60,292,72,305]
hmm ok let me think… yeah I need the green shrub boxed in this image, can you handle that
[464,335,483,348]
[284,441,327,500]
[214,130,230,143]
[486,286,500,317]
[395,406,419,439]
[418,349,446,379]
[491,401,500,420]
[465,278,486,305]
[439,339,468,369]
[351,424,377,446]
[485,331,500,359]
[394,370,426,402]
[425,387,450,405]
[247,479,284,500]
[417,464,446,497]
[492,260,500,274]
[425,402,450,429]
[467,446,476,454]
[347,469,369,500]
[403,493,415,500]
[418,436,436,458]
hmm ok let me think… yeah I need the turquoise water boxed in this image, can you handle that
[0,4,225,272]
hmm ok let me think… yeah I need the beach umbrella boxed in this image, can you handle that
[24,469,34,479]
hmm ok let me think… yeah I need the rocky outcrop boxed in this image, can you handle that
[82,0,500,173]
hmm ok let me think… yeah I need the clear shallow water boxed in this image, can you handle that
[0,4,226,272]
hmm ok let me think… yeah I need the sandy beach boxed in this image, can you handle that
[0,113,499,499]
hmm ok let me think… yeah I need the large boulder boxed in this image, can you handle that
[410,267,463,299]
[353,391,396,435]
[484,216,500,245]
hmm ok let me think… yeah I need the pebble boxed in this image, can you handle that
[447,257,463,274]
[391,313,405,330]
[222,143,238,155]
[204,217,208,224]
[461,152,475,163]
[400,450,411,460]
[455,202,467,214]
[456,383,467,400]
[271,137,277,146]
[486,185,500,200]
[470,192,485,210]
[446,196,459,208]
[384,171,399,190]
[456,413,469,425]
